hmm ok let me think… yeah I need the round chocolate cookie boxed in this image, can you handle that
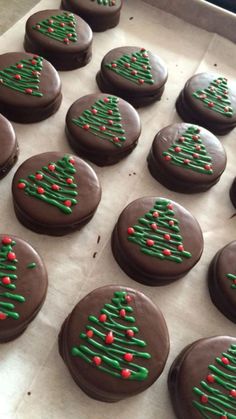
[0,52,62,123]
[60,0,123,32]
[12,152,101,236]
[208,241,236,323]
[147,123,227,193]
[168,336,236,419]
[58,285,169,402]
[24,10,93,71]
[65,93,141,166]
[111,197,203,285]
[176,72,236,135]
[0,234,47,342]
[230,177,236,209]
[0,114,18,179]
[96,46,168,107]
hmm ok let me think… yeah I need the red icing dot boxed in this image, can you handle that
[37,187,44,194]
[127,227,134,235]
[184,159,190,165]
[175,146,181,153]
[193,153,199,159]
[207,374,215,383]
[124,353,133,362]
[83,124,90,130]
[208,102,214,108]
[230,389,236,398]
[121,369,131,379]
[14,74,21,80]
[7,252,16,261]
[125,63,130,68]
[131,57,137,62]
[221,416,227,419]
[32,71,40,77]
[104,97,110,103]
[119,309,126,318]
[125,295,132,303]
[146,239,155,246]
[142,53,148,58]
[151,223,158,230]
[221,357,229,365]
[2,277,11,285]
[217,95,222,100]
[48,19,54,24]
[111,63,117,68]
[2,237,12,245]
[126,329,134,338]
[93,356,102,366]
[140,48,146,52]
[105,331,114,344]
[224,106,230,112]
[164,234,171,241]
[86,330,93,338]
[108,120,114,125]
[153,211,159,218]
[47,27,54,33]
[179,136,185,142]
[164,155,171,161]
[60,22,65,27]
[163,249,171,256]
[204,164,211,171]
[178,244,184,252]
[99,314,107,322]
[192,135,199,141]
[64,38,69,44]
[69,157,75,165]
[92,109,98,115]
[66,178,73,184]
[17,64,23,69]
[138,79,145,84]
[51,184,60,191]
[31,60,37,65]
[107,109,113,115]
[25,88,33,94]
[200,93,207,99]
[0,312,7,320]
[48,164,55,171]
[35,173,43,180]
[64,200,72,207]
[201,395,208,404]
[131,70,138,75]
[100,126,106,131]
[142,65,147,69]
[169,220,174,226]
[18,182,26,189]
[113,137,120,143]
[67,33,73,38]
[167,203,173,210]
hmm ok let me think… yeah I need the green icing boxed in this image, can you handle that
[227,273,236,290]
[17,155,78,215]
[162,125,213,175]
[127,198,192,263]
[27,262,37,269]
[72,96,126,147]
[33,12,77,44]
[0,238,25,320]
[71,290,151,381]
[0,56,43,97]
[192,77,234,117]
[92,0,116,5]
[105,48,154,86]
[193,344,236,418]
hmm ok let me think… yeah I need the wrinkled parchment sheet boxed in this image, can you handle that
[0,1,235,418]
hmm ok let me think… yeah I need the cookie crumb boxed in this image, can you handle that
[97,235,101,244]
[93,252,97,259]
[214,63,217,67]
[27,392,31,396]
[129,16,134,20]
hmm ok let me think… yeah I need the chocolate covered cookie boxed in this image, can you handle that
[0,234,47,342]
[60,0,123,32]
[0,52,62,123]
[12,152,101,236]
[230,177,236,209]
[176,73,236,135]
[168,336,236,419]
[65,93,141,166]
[147,123,227,193]
[111,197,203,285]
[59,285,169,402]
[96,46,168,107]
[208,241,236,323]
[24,10,93,71]
[0,114,18,179]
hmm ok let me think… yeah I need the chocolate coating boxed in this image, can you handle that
[176,73,236,135]
[0,114,18,179]
[0,52,62,123]
[65,93,141,166]
[96,46,168,107]
[147,123,227,193]
[208,241,236,323]
[111,197,203,285]
[0,234,48,342]
[230,177,236,209]
[168,336,236,419]
[60,0,122,32]
[12,152,102,236]
[24,10,93,71]
[58,285,169,402]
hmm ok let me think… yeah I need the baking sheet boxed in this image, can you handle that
[0,0,235,418]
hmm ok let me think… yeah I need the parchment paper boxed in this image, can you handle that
[0,1,235,418]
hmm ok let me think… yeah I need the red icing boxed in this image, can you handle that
[178,245,184,252]
[48,164,55,171]
[119,309,126,318]
[35,173,43,180]
[151,223,158,230]
[175,146,181,153]
[99,314,107,322]
[167,203,173,210]
[230,389,236,398]
[221,357,229,365]
[208,102,214,108]
[105,331,114,345]
[64,200,72,207]
[126,329,134,338]
[17,64,23,69]
[100,126,106,131]
[93,356,102,366]
[153,211,159,218]
[37,187,45,194]
[66,178,73,184]
[139,78,145,84]
[207,374,215,383]
[164,234,171,241]
[121,369,131,378]
[7,252,16,261]
[127,227,134,235]
[125,295,132,303]
[163,249,171,256]
[14,74,21,80]
[25,88,33,94]
[2,277,11,285]
[83,124,90,130]
[169,220,174,226]
[123,353,133,362]
[86,330,93,338]
[201,395,208,404]
[2,237,12,245]
[18,181,26,189]
[146,239,155,246]
[0,312,7,320]
[69,157,75,165]
[51,184,60,191]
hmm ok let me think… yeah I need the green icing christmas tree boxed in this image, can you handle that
[72,95,126,147]
[33,12,77,45]
[193,344,236,418]
[0,236,25,321]
[105,48,154,86]
[0,55,43,97]
[71,290,151,381]
[93,0,116,5]
[127,198,192,263]
[17,155,78,215]
[162,125,213,175]
[192,77,234,117]
[227,273,236,290]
